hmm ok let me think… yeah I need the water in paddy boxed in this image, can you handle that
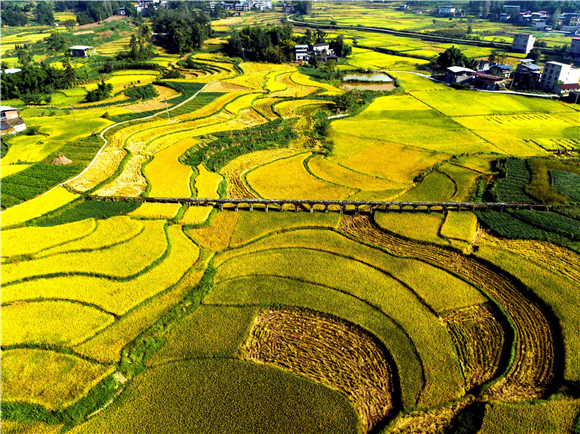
[340,72,395,91]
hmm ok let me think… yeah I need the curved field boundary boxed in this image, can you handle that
[0,81,217,218]
[339,215,560,402]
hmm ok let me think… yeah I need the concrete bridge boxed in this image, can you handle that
[89,195,553,213]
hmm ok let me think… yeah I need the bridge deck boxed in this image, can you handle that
[89,195,558,213]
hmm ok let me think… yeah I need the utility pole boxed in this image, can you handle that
[70,104,76,122]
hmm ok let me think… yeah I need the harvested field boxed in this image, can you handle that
[242,307,397,433]
[442,304,505,390]
[340,215,556,402]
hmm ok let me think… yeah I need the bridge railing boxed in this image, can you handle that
[88,195,555,213]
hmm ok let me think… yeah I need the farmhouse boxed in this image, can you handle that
[511,34,535,54]
[540,61,580,93]
[565,37,580,63]
[512,59,542,89]
[555,83,580,96]
[472,72,504,90]
[0,106,26,135]
[69,46,96,58]
[445,66,475,84]
[295,43,337,64]
[295,45,309,62]
[437,6,456,15]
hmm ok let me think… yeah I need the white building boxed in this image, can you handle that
[0,106,26,135]
[540,61,580,92]
[295,45,309,62]
[438,6,456,15]
[512,34,535,54]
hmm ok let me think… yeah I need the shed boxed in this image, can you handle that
[69,46,96,58]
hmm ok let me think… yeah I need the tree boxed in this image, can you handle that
[529,48,541,62]
[15,45,32,68]
[437,46,477,69]
[35,2,55,26]
[551,7,561,29]
[330,35,351,58]
[308,54,318,67]
[294,1,312,15]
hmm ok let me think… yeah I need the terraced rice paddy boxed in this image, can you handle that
[2,5,580,433]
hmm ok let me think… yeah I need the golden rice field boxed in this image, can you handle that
[3,7,580,433]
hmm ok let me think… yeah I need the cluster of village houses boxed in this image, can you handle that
[445,34,580,94]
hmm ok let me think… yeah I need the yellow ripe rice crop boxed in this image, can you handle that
[3,226,199,315]
[246,154,355,200]
[2,218,96,258]
[144,138,196,198]
[265,69,292,92]
[215,246,464,407]
[68,149,126,192]
[177,91,242,121]
[225,93,262,114]
[441,212,478,243]
[75,268,206,364]
[270,72,317,98]
[332,136,445,185]
[203,81,251,92]
[1,164,32,178]
[187,211,240,251]
[221,149,298,198]
[129,203,183,219]
[2,349,114,411]
[39,216,143,257]
[95,154,148,197]
[478,233,580,286]
[253,97,280,120]
[2,221,167,283]
[2,301,114,347]
[180,165,223,225]
[219,228,485,313]
[375,212,446,245]
[438,164,481,202]
[274,99,330,118]
[290,72,343,95]
[1,421,63,434]
[307,155,402,191]
[0,187,80,229]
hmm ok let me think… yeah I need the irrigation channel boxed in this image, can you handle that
[88,195,564,213]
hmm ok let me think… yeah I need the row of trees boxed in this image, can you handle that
[225,25,352,63]
[1,61,77,100]
[151,9,212,54]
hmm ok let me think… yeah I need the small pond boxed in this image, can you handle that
[339,72,395,91]
[342,72,394,83]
